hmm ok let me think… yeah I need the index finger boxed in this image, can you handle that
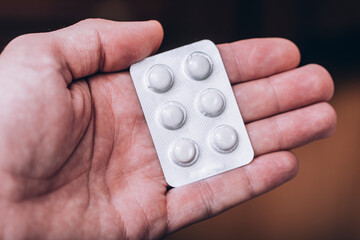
[218,38,301,84]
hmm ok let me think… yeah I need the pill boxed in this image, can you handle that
[186,52,212,80]
[172,138,198,165]
[130,40,255,187]
[211,125,238,152]
[148,64,173,92]
[159,102,186,130]
[198,89,225,117]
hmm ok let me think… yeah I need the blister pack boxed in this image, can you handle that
[130,40,254,187]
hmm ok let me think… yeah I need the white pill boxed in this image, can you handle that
[211,125,238,152]
[159,102,186,130]
[198,89,225,117]
[172,139,198,165]
[186,52,212,80]
[148,65,173,92]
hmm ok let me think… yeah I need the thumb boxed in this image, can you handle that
[0,19,163,182]
[1,19,164,84]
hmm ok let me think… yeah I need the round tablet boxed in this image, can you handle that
[211,125,239,152]
[198,89,225,117]
[172,139,198,165]
[159,102,186,130]
[186,52,212,80]
[147,65,173,93]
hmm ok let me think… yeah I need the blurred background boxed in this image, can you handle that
[1,0,360,239]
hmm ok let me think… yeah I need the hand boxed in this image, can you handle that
[0,19,336,239]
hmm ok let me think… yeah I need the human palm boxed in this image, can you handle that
[0,19,336,239]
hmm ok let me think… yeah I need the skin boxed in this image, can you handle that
[0,19,336,239]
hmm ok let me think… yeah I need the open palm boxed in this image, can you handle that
[0,19,336,239]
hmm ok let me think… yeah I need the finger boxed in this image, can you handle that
[233,64,334,123]
[248,102,337,156]
[218,38,301,84]
[166,151,298,234]
[165,102,336,233]
[1,19,164,83]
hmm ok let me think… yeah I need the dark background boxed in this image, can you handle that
[2,0,360,79]
[1,0,360,239]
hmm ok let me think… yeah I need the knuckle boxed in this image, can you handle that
[199,181,217,218]
[77,18,99,25]
[71,19,103,60]
[76,18,106,29]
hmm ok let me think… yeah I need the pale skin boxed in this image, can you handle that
[0,19,336,239]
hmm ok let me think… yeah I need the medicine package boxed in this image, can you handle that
[130,40,254,187]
